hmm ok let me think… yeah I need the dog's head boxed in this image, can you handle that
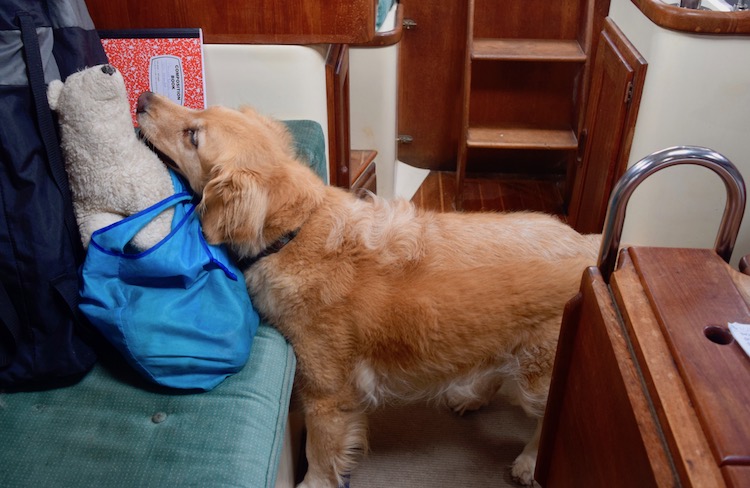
[136,92,323,254]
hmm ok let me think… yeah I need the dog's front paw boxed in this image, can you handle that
[510,453,536,486]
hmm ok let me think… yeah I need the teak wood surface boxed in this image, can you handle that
[627,248,750,469]
[538,247,750,487]
[611,251,733,487]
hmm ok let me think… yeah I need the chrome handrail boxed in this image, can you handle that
[598,146,746,283]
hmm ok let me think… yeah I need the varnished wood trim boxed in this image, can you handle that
[630,0,750,34]
[455,0,477,210]
[357,3,404,47]
[349,149,377,185]
[325,45,351,188]
[351,160,377,193]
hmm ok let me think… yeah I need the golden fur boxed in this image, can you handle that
[137,92,600,487]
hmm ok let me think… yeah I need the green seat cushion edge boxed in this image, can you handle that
[283,119,327,184]
[0,323,295,488]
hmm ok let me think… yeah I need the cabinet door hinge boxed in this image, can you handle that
[624,81,634,104]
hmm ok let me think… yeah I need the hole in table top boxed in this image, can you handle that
[704,325,734,345]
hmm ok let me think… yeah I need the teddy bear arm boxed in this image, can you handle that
[129,208,174,250]
[78,212,124,249]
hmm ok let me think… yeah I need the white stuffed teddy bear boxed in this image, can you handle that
[47,64,174,250]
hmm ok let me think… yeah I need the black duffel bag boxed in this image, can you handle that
[0,0,108,389]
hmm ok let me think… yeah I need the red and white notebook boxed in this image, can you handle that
[99,28,206,125]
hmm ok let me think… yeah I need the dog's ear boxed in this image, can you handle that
[200,165,268,253]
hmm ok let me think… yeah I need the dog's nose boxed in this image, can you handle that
[101,64,116,75]
[136,91,154,114]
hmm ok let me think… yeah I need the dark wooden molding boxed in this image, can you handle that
[630,0,750,34]
[325,44,351,189]
[357,3,404,47]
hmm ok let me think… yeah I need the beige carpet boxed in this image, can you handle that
[349,396,537,488]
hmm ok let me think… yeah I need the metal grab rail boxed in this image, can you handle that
[598,146,747,283]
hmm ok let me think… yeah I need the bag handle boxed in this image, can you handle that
[89,192,194,255]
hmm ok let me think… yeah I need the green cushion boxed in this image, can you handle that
[0,324,295,488]
[284,119,328,184]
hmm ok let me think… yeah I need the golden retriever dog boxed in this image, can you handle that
[136,91,600,487]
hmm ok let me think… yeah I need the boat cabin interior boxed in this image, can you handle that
[86,0,750,239]
[73,0,750,485]
[1,1,748,487]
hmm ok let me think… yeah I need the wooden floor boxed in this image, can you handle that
[410,171,567,219]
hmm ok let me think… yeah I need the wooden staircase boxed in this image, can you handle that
[455,0,595,209]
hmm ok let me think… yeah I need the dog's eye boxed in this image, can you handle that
[187,129,199,148]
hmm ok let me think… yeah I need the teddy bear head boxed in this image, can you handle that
[47,64,133,132]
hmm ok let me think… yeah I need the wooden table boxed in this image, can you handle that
[536,247,750,487]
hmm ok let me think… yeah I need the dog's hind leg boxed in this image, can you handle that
[503,341,555,486]
[298,396,368,488]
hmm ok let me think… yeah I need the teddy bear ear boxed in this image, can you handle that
[47,80,64,110]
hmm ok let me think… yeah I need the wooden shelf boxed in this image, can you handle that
[471,39,586,62]
[466,127,578,150]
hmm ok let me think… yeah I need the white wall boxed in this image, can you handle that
[609,0,750,265]
[203,44,330,181]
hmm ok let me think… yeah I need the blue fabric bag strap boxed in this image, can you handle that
[89,192,194,256]
[88,187,240,281]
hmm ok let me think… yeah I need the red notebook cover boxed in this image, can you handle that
[99,29,206,126]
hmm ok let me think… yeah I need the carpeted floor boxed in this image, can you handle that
[349,394,538,488]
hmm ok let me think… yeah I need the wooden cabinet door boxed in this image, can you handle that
[568,18,646,234]
[396,1,468,171]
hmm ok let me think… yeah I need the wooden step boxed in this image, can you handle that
[467,127,578,150]
[471,38,586,62]
[350,149,377,194]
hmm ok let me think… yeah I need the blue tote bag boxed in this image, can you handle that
[79,172,258,391]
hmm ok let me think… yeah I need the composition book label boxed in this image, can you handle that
[149,55,184,105]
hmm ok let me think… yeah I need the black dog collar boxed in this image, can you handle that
[235,228,300,270]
